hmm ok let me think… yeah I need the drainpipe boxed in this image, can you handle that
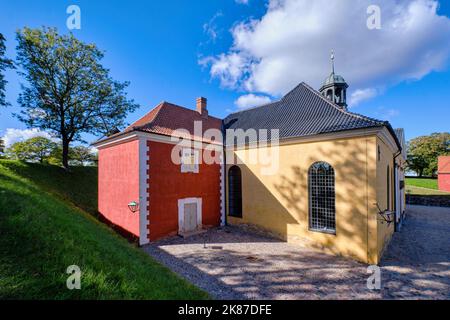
[393,150,402,231]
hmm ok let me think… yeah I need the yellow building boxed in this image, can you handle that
[223,65,405,264]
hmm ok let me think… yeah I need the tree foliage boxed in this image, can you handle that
[407,132,450,177]
[15,27,138,169]
[0,33,14,107]
[0,138,5,155]
[6,136,58,163]
[69,145,97,166]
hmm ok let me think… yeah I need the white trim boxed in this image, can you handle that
[225,127,400,152]
[378,127,400,154]
[138,137,149,245]
[177,197,202,234]
[93,131,223,149]
[93,133,140,149]
[219,152,225,226]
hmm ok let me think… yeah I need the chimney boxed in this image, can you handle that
[196,97,208,117]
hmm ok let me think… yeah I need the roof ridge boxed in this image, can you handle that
[300,82,385,125]
[227,82,316,116]
[227,100,278,116]
[160,101,223,121]
[130,101,222,132]
[125,101,165,131]
[281,82,308,101]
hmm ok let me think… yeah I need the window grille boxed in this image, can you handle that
[308,162,336,233]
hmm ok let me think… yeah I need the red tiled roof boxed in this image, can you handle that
[96,101,222,145]
[438,156,450,174]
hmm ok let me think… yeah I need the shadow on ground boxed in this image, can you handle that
[380,205,450,299]
[143,206,450,300]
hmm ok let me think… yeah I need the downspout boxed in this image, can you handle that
[393,150,402,232]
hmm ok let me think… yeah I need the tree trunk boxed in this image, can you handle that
[62,137,70,170]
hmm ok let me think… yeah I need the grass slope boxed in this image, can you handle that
[0,160,208,299]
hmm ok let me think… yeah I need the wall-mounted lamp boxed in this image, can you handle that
[374,202,395,224]
[128,201,139,213]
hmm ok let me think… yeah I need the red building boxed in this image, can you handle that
[93,98,224,245]
[438,156,450,192]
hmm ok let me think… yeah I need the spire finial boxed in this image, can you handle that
[331,50,335,74]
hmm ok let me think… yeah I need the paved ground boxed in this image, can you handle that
[143,205,450,299]
[381,205,450,299]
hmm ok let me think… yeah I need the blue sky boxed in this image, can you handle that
[1,0,449,146]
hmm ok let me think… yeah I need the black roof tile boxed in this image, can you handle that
[224,82,400,148]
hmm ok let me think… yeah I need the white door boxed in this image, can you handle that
[183,203,198,232]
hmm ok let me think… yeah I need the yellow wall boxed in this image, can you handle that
[375,137,396,259]
[226,135,383,264]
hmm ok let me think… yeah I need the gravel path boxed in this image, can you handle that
[142,205,450,299]
[380,205,450,299]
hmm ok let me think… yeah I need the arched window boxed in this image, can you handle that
[308,162,336,234]
[228,166,242,218]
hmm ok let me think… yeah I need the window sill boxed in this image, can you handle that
[309,228,336,235]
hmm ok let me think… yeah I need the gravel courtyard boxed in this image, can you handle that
[143,205,450,299]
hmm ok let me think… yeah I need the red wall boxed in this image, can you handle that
[147,140,221,241]
[438,174,450,192]
[438,156,450,192]
[98,139,140,237]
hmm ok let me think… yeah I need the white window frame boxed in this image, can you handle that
[177,197,202,234]
[181,148,199,173]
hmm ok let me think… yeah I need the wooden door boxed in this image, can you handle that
[183,203,198,232]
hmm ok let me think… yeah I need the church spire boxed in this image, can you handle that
[319,51,349,109]
[331,50,335,74]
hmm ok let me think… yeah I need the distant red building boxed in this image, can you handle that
[438,156,450,192]
[93,98,224,245]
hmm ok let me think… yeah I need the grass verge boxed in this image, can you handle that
[0,160,209,299]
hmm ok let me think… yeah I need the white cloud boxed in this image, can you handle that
[373,106,400,121]
[2,128,54,148]
[349,88,378,107]
[200,52,249,88]
[235,0,249,4]
[203,11,223,42]
[203,0,450,101]
[235,94,272,110]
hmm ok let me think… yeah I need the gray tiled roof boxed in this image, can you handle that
[394,128,406,158]
[224,82,400,148]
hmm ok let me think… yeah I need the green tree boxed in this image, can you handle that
[0,33,14,107]
[15,27,138,169]
[6,136,58,163]
[407,132,450,177]
[69,145,97,166]
[0,138,5,155]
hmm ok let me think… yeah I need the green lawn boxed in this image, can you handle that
[405,177,450,195]
[405,177,438,190]
[0,160,209,299]
[405,185,450,195]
